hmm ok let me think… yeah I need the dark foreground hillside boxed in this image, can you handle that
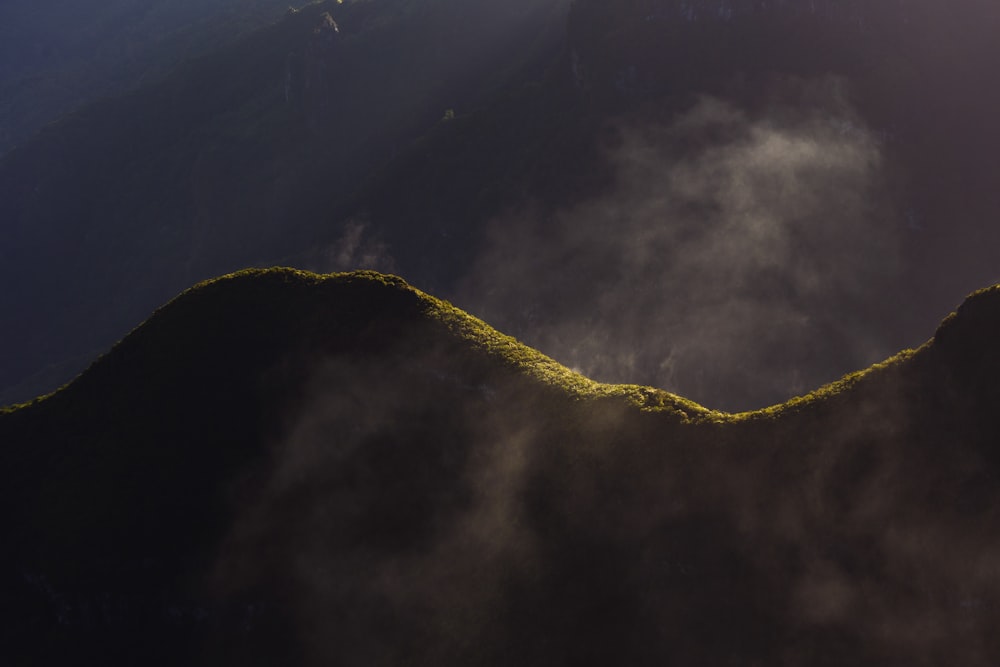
[3,269,1000,665]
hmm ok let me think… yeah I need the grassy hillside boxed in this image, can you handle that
[3,268,1000,664]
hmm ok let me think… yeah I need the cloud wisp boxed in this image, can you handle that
[458,87,902,411]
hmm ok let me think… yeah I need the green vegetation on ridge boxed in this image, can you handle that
[0,268,954,422]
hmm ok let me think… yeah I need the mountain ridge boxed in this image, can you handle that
[8,267,999,419]
[1,268,712,419]
[0,267,976,418]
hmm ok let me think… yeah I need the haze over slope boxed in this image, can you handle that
[0,0,570,405]
[2,0,999,411]
[348,0,1000,409]
[3,269,1000,665]
[0,0,298,155]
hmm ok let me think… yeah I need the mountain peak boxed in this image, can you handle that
[934,283,1000,344]
[930,284,1000,411]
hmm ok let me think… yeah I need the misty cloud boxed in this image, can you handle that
[211,351,546,664]
[302,219,398,275]
[220,340,1000,665]
[458,85,902,410]
[33,269,991,665]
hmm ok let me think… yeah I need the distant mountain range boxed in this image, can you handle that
[2,0,999,410]
[3,268,1000,664]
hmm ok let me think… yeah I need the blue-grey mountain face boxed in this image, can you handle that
[0,0,296,155]
[1,0,999,412]
[0,0,572,406]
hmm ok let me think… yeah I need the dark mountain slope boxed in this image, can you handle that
[333,0,1000,410]
[0,0,304,156]
[3,268,1000,665]
[0,0,569,405]
[5,0,1000,412]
